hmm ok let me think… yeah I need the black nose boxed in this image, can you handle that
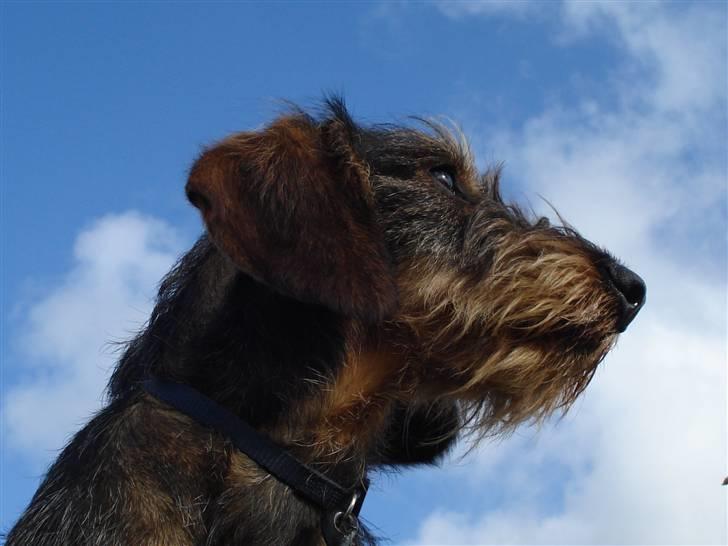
[604,262,646,333]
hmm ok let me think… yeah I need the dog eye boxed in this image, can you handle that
[431,168,457,193]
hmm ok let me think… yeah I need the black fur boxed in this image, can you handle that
[6,236,457,546]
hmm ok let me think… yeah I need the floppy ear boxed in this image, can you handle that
[185,103,397,321]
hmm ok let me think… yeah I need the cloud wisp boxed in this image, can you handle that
[413,2,727,544]
[3,212,184,464]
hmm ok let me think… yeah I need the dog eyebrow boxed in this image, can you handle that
[359,125,475,183]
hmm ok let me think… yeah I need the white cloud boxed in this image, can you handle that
[436,1,539,19]
[412,2,727,544]
[560,1,726,114]
[439,1,726,114]
[3,212,184,462]
[413,313,725,545]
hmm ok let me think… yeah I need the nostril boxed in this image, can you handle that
[623,279,646,308]
[612,267,646,308]
[604,262,646,332]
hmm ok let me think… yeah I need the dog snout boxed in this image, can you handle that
[604,261,646,332]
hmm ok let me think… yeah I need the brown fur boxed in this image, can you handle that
[186,116,397,322]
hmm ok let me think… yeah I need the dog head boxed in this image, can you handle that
[186,98,645,432]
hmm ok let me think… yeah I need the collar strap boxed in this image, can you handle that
[141,377,368,516]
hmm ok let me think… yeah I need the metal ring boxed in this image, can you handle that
[344,493,358,517]
[332,511,345,533]
[333,511,359,535]
[332,493,360,534]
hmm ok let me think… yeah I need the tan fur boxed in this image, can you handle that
[392,228,618,432]
[225,452,292,517]
[310,349,402,456]
[269,344,404,463]
[272,226,619,451]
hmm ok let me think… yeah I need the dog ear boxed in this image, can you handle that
[185,102,397,321]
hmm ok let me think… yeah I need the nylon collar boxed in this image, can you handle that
[141,376,368,545]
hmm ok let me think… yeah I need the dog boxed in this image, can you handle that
[6,98,645,545]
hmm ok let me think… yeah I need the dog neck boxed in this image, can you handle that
[109,235,395,482]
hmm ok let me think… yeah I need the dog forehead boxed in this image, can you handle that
[358,124,473,178]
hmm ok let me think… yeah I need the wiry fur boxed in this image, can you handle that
[6,97,644,545]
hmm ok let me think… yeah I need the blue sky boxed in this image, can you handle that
[1,2,726,544]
